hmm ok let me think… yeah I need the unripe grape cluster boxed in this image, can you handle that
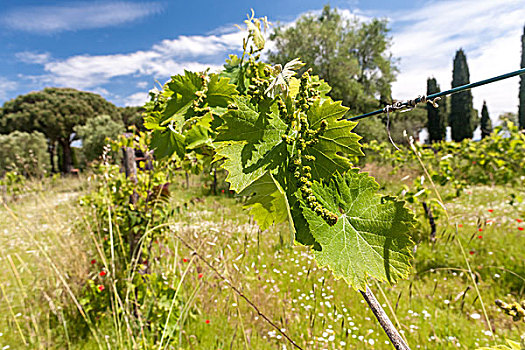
[192,75,211,117]
[280,69,338,226]
[247,57,271,104]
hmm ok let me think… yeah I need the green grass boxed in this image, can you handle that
[0,172,524,349]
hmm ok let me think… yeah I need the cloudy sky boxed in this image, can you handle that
[1,0,524,118]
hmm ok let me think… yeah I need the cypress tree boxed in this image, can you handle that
[480,100,492,139]
[519,26,525,130]
[426,77,447,142]
[450,49,474,141]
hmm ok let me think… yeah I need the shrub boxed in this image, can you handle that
[0,131,50,177]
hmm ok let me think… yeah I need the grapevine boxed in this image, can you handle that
[144,12,416,349]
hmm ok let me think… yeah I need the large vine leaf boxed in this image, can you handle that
[215,96,363,193]
[303,170,415,291]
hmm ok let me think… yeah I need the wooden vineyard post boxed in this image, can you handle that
[122,146,139,262]
[422,202,436,241]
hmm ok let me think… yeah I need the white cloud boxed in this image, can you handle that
[136,81,150,89]
[24,30,243,90]
[389,0,525,117]
[15,52,51,65]
[0,77,18,101]
[1,1,163,34]
[152,31,243,58]
[125,92,149,107]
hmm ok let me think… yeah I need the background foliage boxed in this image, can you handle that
[0,131,50,177]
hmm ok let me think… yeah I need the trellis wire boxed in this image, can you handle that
[348,67,525,121]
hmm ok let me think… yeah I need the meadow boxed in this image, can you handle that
[0,163,523,349]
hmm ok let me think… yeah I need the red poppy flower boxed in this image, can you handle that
[98,285,105,291]
[519,227,524,231]
[478,228,483,232]
[458,224,463,228]
[221,189,225,193]
[472,161,477,164]
[198,273,203,279]
[91,259,97,265]
[205,319,210,324]
[469,251,475,255]
[488,209,493,213]
[183,258,188,263]
[478,235,482,239]
[517,219,523,223]
[99,271,107,277]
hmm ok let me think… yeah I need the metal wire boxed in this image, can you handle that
[348,67,525,121]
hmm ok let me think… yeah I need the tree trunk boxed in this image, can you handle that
[58,138,72,173]
[212,167,217,195]
[48,141,56,173]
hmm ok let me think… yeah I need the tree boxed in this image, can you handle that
[450,49,475,141]
[480,100,492,139]
[519,25,525,130]
[268,5,396,116]
[75,115,125,162]
[426,77,447,142]
[119,106,146,131]
[0,88,120,173]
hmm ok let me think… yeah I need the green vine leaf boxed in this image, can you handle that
[220,55,249,93]
[150,127,185,159]
[303,170,415,290]
[206,74,238,107]
[303,99,363,182]
[239,172,290,231]
[162,71,202,125]
[185,113,214,150]
[215,96,287,192]
[147,72,236,159]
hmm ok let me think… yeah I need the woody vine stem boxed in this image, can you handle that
[360,286,411,350]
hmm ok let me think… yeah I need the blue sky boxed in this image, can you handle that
[1,0,524,118]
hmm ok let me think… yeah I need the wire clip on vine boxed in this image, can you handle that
[348,67,525,121]
[383,95,441,115]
